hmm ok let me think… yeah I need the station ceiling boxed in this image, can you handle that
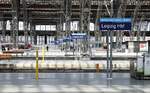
[0,0,149,24]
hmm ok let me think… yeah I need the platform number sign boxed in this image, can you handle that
[99,18,132,31]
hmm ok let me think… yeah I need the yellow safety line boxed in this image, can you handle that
[36,48,39,80]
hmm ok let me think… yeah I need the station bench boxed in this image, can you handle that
[3,50,24,56]
[0,54,12,60]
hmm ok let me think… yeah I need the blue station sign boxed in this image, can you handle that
[71,33,87,39]
[99,18,132,30]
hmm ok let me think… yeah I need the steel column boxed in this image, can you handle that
[95,1,102,48]
[23,0,29,45]
[80,0,91,54]
[29,20,33,44]
[64,0,72,54]
[11,0,20,48]
[32,24,37,45]
[131,0,141,40]
[115,0,127,50]
[2,20,6,43]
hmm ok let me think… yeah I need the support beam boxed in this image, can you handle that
[32,24,37,45]
[64,0,72,54]
[23,0,29,45]
[131,0,141,40]
[56,4,64,41]
[0,13,6,43]
[30,20,34,44]
[95,1,103,47]
[11,0,20,48]
[34,33,37,45]
[45,35,47,45]
[137,14,145,41]
[2,20,6,43]
[80,0,91,54]
[116,0,128,50]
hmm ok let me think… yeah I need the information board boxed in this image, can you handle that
[99,18,131,30]
[51,40,61,45]
[139,42,148,52]
[137,57,143,73]
[63,37,73,42]
[71,33,87,39]
[144,54,150,76]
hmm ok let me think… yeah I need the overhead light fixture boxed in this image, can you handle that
[110,0,113,3]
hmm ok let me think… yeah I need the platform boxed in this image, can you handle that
[9,49,142,60]
[0,73,150,93]
[9,49,142,57]
[0,60,130,72]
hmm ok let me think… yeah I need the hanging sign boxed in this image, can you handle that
[99,18,132,30]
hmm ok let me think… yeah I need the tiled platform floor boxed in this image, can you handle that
[0,73,150,93]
